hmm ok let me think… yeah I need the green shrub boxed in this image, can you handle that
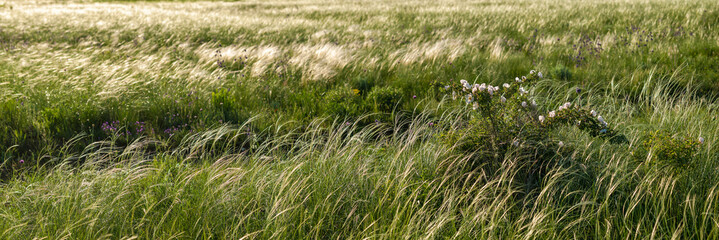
[323,87,364,117]
[550,64,572,81]
[366,86,403,113]
[350,76,375,96]
[634,131,700,171]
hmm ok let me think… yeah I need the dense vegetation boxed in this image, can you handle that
[0,0,718,238]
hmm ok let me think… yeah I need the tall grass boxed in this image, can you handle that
[1,0,718,238]
[2,77,718,238]
[1,0,718,158]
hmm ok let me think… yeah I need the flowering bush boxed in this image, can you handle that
[437,70,618,169]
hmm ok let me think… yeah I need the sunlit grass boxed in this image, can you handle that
[1,0,718,238]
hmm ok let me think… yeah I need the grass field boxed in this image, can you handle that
[1,0,719,238]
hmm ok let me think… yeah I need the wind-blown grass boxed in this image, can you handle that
[2,77,719,238]
[1,0,718,238]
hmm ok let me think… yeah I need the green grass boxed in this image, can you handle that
[1,0,718,238]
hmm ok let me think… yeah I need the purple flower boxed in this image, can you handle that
[576,87,581,94]
[413,95,417,99]
[428,122,434,126]
[19,159,24,164]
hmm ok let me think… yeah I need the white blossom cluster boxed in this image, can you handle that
[537,102,609,130]
[558,102,572,111]
[451,70,545,113]
[458,80,502,110]
[460,80,501,97]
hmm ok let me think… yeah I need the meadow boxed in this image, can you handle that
[1,0,718,238]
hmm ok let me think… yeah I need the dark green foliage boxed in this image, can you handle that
[634,131,700,171]
[366,86,403,113]
[40,100,119,141]
[0,99,39,152]
[350,76,375,96]
[550,64,572,81]
[211,88,246,123]
[322,87,364,118]
[542,107,613,137]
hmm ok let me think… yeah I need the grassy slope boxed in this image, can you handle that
[0,0,718,238]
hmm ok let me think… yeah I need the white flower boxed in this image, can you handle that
[559,102,570,111]
[444,85,450,90]
[515,77,521,83]
[473,102,479,110]
[478,83,487,92]
[460,79,471,91]
[538,72,543,78]
[699,137,704,144]
[487,87,494,95]
[530,70,536,74]
[521,101,527,108]
[466,94,473,103]
[503,83,510,88]
[549,111,556,118]
[558,141,564,147]
[500,96,507,103]
[590,110,597,116]
[494,86,500,92]
[519,87,528,95]
[597,115,607,126]
[539,115,545,123]
[531,100,537,107]
[522,76,527,81]
[452,91,457,100]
